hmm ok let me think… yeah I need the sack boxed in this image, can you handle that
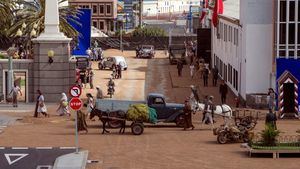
[62,101,68,107]
[39,102,44,107]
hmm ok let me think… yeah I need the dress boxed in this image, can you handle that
[57,94,70,116]
[37,95,47,113]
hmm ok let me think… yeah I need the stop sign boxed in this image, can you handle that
[69,97,83,110]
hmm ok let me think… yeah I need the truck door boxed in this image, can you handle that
[148,97,166,119]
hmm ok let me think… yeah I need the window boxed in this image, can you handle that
[280,0,286,22]
[100,4,104,14]
[289,1,295,21]
[224,25,227,42]
[153,98,164,105]
[99,21,104,30]
[92,21,97,28]
[93,5,97,14]
[288,23,295,44]
[106,4,111,14]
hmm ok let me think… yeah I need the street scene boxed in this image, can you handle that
[1,0,300,169]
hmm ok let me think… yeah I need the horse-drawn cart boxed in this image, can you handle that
[90,100,157,135]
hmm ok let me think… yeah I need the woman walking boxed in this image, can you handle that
[56,93,70,116]
[34,90,48,117]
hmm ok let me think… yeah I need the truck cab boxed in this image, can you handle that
[147,93,184,125]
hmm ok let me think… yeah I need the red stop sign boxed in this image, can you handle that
[69,97,83,110]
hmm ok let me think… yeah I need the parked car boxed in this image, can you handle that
[136,45,155,58]
[95,93,185,127]
[98,56,128,70]
[168,44,187,65]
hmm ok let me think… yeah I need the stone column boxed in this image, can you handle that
[31,0,76,102]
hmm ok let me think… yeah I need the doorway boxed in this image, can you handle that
[283,83,295,113]
[3,70,28,103]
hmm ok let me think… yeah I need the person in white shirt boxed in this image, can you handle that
[189,64,195,79]
[9,83,22,107]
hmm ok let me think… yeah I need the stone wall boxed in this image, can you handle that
[0,59,34,102]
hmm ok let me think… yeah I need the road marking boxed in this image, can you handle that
[59,147,76,149]
[11,147,29,150]
[5,153,29,165]
[36,147,53,150]
[36,165,53,169]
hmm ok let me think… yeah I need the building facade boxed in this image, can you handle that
[143,0,201,16]
[211,0,274,102]
[275,0,300,117]
[69,0,118,32]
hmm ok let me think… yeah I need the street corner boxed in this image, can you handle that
[0,147,78,169]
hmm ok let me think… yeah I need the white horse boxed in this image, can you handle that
[188,88,233,126]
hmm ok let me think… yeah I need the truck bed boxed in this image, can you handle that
[95,99,145,112]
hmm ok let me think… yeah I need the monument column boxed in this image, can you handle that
[31,0,76,102]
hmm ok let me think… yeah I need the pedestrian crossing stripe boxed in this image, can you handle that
[5,153,28,165]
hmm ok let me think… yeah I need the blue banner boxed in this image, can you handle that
[68,9,91,56]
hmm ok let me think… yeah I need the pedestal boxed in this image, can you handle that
[32,39,76,102]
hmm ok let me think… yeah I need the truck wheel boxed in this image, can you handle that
[175,114,185,127]
[131,123,144,135]
[217,131,228,144]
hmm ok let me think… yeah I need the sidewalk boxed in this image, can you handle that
[168,65,236,107]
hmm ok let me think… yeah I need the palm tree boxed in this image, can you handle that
[8,0,81,39]
[0,0,16,48]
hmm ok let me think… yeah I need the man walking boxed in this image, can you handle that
[117,64,122,79]
[9,83,22,107]
[183,99,194,130]
[201,96,214,130]
[89,70,94,89]
[177,60,183,77]
[96,86,104,99]
[265,109,277,130]
[212,66,219,86]
[219,80,228,104]
[203,67,209,86]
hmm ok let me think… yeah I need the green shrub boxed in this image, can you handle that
[0,54,5,59]
[132,27,166,37]
[260,124,280,146]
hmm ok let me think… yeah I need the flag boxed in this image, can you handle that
[212,0,224,27]
[199,0,209,22]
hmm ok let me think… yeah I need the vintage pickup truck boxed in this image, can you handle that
[95,93,185,127]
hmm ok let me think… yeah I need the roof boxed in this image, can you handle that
[148,93,164,98]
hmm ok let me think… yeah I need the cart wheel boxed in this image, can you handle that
[217,131,228,144]
[131,123,144,135]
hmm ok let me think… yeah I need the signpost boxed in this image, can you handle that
[69,85,83,154]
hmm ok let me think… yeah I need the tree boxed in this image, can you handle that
[7,0,81,40]
[0,0,15,47]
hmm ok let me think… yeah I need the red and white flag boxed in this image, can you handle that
[212,0,224,27]
[199,0,209,22]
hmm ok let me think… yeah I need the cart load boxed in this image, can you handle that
[127,104,157,124]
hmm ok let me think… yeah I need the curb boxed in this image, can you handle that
[53,150,88,169]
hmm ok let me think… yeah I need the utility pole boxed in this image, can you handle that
[139,0,143,27]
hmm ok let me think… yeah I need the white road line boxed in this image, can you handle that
[11,147,29,150]
[59,147,76,149]
[36,147,53,150]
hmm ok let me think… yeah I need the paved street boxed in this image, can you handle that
[0,147,76,169]
[0,50,299,169]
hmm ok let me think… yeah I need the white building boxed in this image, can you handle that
[143,0,201,16]
[211,0,273,100]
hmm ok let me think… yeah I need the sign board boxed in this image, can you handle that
[69,97,83,110]
[69,85,82,97]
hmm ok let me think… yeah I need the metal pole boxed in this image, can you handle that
[120,23,123,52]
[75,110,79,153]
[189,2,192,33]
[7,56,13,95]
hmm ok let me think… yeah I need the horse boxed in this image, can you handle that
[188,88,233,126]
[89,108,126,134]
